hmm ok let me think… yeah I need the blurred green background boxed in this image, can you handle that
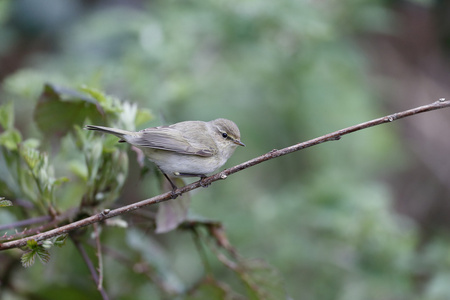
[2,0,450,299]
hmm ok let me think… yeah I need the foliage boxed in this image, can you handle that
[1,0,449,300]
[0,91,286,298]
[20,235,67,268]
[21,239,50,268]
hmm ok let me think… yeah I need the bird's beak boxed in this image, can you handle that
[234,139,246,147]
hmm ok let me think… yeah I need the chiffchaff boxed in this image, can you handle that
[85,118,245,191]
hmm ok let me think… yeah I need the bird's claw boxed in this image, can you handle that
[199,177,210,188]
[170,189,180,199]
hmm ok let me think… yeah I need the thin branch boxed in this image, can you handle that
[0,208,78,242]
[1,98,449,251]
[93,222,104,291]
[87,242,177,295]
[72,237,110,300]
[191,227,213,275]
[0,215,52,231]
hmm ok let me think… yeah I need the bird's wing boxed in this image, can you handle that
[125,126,216,157]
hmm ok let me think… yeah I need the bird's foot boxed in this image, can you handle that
[199,176,210,188]
[170,189,180,199]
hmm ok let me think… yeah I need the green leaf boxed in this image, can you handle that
[21,239,51,267]
[53,234,68,247]
[0,129,22,150]
[36,247,50,264]
[21,250,36,268]
[20,146,41,171]
[26,239,38,249]
[0,101,14,129]
[79,85,123,115]
[0,197,12,207]
[34,83,106,137]
[35,247,50,264]
[69,161,88,180]
[135,108,154,126]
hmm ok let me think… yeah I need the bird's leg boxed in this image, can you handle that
[162,172,179,198]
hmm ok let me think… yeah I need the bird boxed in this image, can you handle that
[85,118,245,192]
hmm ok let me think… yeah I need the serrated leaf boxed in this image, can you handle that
[53,234,68,247]
[34,83,106,137]
[21,241,51,267]
[35,247,51,264]
[21,250,36,268]
[0,197,12,207]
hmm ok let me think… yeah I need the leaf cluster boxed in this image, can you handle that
[0,84,151,262]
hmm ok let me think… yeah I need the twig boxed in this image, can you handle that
[0,208,78,242]
[72,237,109,300]
[87,242,176,294]
[191,227,212,275]
[0,99,449,251]
[0,215,52,231]
[93,222,104,291]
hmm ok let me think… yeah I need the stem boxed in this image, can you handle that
[72,237,109,300]
[93,222,104,291]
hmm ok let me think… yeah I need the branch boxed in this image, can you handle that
[72,237,110,300]
[1,98,449,251]
[0,208,78,241]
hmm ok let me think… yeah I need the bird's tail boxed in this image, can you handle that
[84,125,133,140]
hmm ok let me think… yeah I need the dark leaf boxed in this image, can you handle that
[155,192,191,234]
[34,83,105,137]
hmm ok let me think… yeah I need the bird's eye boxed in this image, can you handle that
[222,132,228,138]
